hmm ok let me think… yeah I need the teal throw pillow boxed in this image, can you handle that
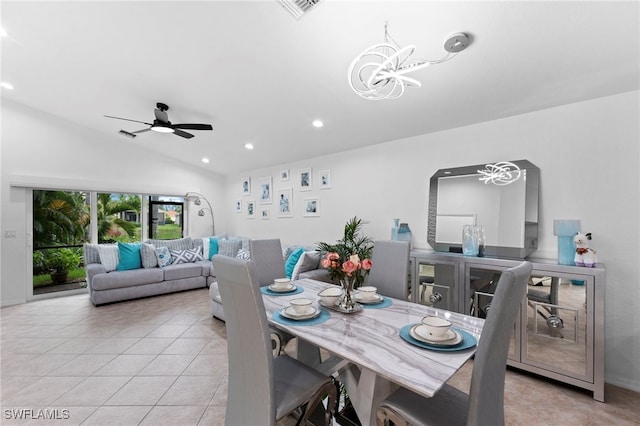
[209,237,219,259]
[285,247,305,278]
[116,242,142,271]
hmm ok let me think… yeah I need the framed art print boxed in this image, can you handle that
[246,199,256,218]
[277,188,293,217]
[234,199,242,213]
[299,168,312,191]
[258,176,273,204]
[303,197,320,217]
[319,170,331,189]
[261,209,270,220]
[280,169,290,181]
[241,177,251,196]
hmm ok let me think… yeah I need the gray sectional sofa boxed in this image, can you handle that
[84,237,217,306]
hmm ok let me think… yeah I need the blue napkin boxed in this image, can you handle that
[261,286,304,296]
[272,307,330,326]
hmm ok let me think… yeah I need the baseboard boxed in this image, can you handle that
[606,376,640,393]
[1,298,26,307]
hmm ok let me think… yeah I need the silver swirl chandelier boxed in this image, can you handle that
[348,24,470,101]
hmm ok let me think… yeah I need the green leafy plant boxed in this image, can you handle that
[46,248,81,273]
[317,216,374,287]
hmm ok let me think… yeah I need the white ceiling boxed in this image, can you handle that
[2,1,638,175]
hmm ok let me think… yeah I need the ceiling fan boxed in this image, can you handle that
[105,102,213,139]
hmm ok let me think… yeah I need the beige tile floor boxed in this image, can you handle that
[1,288,638,425]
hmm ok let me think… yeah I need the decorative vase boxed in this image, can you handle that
[339,276,360,312]
[462,225,480,256]
[553,219,581,266]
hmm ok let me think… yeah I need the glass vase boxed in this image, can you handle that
[462,225,480,256]
[339,276,359,312]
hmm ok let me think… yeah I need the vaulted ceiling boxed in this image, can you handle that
[2,1,638,174]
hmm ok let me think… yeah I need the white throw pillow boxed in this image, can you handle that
[96,244,119,272]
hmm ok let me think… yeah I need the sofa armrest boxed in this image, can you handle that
[85,263,107,286]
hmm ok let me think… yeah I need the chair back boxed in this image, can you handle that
[367,240,411,300]
[249,239,286,287]
[467,261,532,426]
[213,255,277,425]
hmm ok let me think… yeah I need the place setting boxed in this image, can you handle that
[399,316,477,352]
[260,278,304,296]
[272,297,330,326]
[352,286,392,309]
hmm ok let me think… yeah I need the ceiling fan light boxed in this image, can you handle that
[150,125,174,133]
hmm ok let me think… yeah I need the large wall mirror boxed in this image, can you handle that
[427,159,539,258]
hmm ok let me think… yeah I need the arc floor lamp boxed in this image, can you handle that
[185,192,215,235]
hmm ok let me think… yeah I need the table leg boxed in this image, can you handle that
[339,364,397,426]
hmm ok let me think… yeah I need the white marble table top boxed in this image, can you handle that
[263,278,484,399]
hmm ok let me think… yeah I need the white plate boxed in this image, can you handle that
[281,306,320,320]
[268,283,296,293]
[353,293,384,304]
[410,325,462,346]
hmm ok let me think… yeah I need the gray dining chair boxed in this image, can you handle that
[249,238,287,286]
[249,238,294,354]
[376,261,532,426]
[367,240,411,300]
[213,255,337,426]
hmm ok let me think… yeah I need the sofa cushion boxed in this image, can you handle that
[140,243,158,268]
[156,246,173,268]
[285,247,305,278]
[236,248,251,261]
[91,267,164,290]
[209,281,222,303]
[83,243,101,265]
[218,239,242,258]
[298,268,332,283]
[96,244,119,272]
[163,263,203,281]
[195,260,212,277]
[146,237,194,252]
[291,251,321,280]
[117,242,142,271]
[171,247,204,264]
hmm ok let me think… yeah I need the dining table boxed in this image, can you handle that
[262,278,485,426]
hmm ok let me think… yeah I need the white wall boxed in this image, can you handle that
[222,91,640,392]
[1,100,225,306]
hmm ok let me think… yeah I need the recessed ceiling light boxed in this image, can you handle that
[201,157,210,164]
[244,143,254,150]
[312,119,324,128]
[1,82,14,90]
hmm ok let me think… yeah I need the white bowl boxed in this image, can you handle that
[290,298,313,314]
[273,278,291,289]
[358,286,378,300]
[421,316,452,338]
[318,287,342,306]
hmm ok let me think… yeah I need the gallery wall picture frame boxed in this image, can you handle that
[241,177,251,196]
[261,209,270,220]
[303,197,320,217]
[277,188,293,218]
[234,199,242,213]
[257,176,273,204]
[319,170,331,189]
[280,169,290,181]
[246,199,256,218]
[299,168,312,191]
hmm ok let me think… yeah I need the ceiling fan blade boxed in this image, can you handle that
[174,129,195,139]
[154,108,169,123]
[105,115,152,126]
[172,123,213,131]
[132,128,152,134]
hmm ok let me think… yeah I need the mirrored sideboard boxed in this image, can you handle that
[410,250,605,401]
